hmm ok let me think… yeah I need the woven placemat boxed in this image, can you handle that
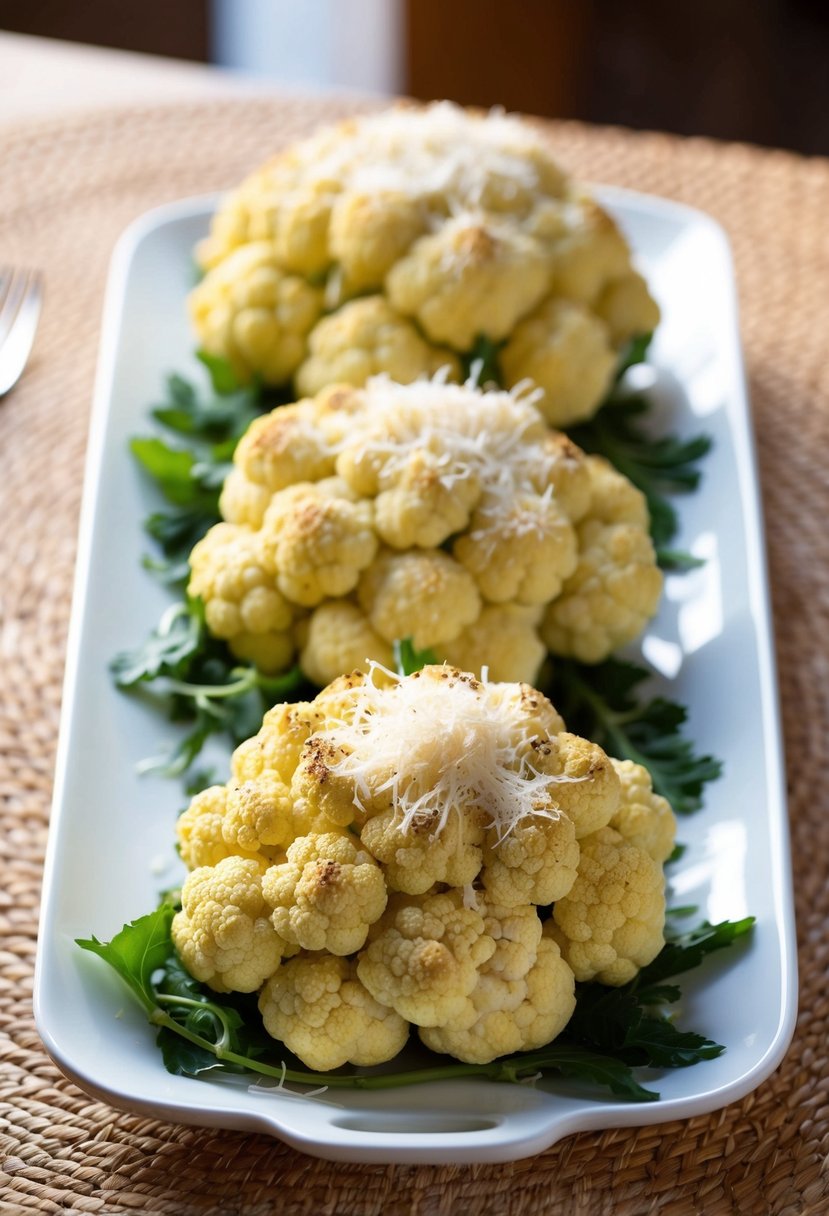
[1,94,827,1216]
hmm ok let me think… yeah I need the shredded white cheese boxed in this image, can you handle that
[322,664,574,842]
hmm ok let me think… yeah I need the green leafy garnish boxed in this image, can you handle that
[563,918,754,1068]
[393,638,438,677]
[461,334,505,386]
[569,396,712,549]
[615,332,654,381]
[551,658,722,814]
[110,599,308,779]
[77,908,753,1102]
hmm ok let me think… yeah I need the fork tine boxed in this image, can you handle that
[0,268,29,345]
[0,270,43,398]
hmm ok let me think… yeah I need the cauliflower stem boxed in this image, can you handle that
[78,904,754,1103]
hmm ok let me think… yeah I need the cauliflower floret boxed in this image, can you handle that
[311,668,373,721]
[453,490,577,605]
[530,732,621,839]
[263,831,387,955]
[222,771,322,853]
[501,297,617,428]
[227,630,296,675]
[295,297,458,398]
[233,402,336,492]
[357,889,495,1027]
[548,196,633,305]
[610,758,677,863]
[271,175,338,276]
[480,801,580,906]
[188,242,323,385]
[260,482,378,607]
[298,601,394,688]
[531,431,593,523]
[358,549,481,649]
[187,522,291,640]
[177,785,262,870]
[219,468,273,529]
[230,701,324,786]
[386,213,552,350]
[595,270,661,346]
[290,733,378,829]
[541,455,662,662]
[258,954,409,1071]
[549,826,666,985]
[421,904,576,1063]
[372,449,483,550]
[437,604,546,684]
[481,681,565,749]
[329,190,429,293]
[360,804,485,895]
[171,856,289,993]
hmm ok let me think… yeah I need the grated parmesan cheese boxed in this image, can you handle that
[319,665,575,843]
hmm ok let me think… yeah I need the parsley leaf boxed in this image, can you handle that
[77,908,753,1103]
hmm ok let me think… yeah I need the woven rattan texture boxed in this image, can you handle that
[0,96,827,1216]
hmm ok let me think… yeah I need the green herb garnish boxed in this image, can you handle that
[78,907,752,1102]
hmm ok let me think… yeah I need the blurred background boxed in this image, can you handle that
[2,0,828,154]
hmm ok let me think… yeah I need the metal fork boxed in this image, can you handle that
[0,268,43,398]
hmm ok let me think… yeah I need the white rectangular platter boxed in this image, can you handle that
[34,189,798,1164]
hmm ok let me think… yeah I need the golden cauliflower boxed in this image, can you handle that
[172,856,290,993]
[188,376,662,684]
[549,826,667,985]
[420,901,576,1063]
[262,830,387,955]
[169,665,674,1071]
[258,954,409,1071]
[190,102,658,423]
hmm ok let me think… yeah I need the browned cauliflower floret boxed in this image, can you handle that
[501,297,617,428]
[171,856,290,993]
[222,771,323,854]
[541,456,663,662]
[609,758,677,863]
[233,403,336,492]
[188,241,323,385]
[297,601,394,688]
[295,297,458,398]
[358,549,481,650]
[548,196,633,304]
[262,831,387,955]
[437,604,546,684]
[360,804,485,895]
[372,448,483,550]
[386,213,552,350]
[531,731,622,839]
[260,482,378,607]
[230,700,323,786]
[453,490,577,605]
[258,954,409,1070]
[328,190,429,293]
[549,826,666,985]
[357,890,495,1027]
[420,902,576,1063]
[290,733,377,829]
[480,802,580,906]
[481,681,565,749]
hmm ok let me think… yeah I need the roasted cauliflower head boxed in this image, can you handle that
[190,102,658,421]
[187,376,661,686]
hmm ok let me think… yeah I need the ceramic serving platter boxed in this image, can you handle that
[33,190,797,1164]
